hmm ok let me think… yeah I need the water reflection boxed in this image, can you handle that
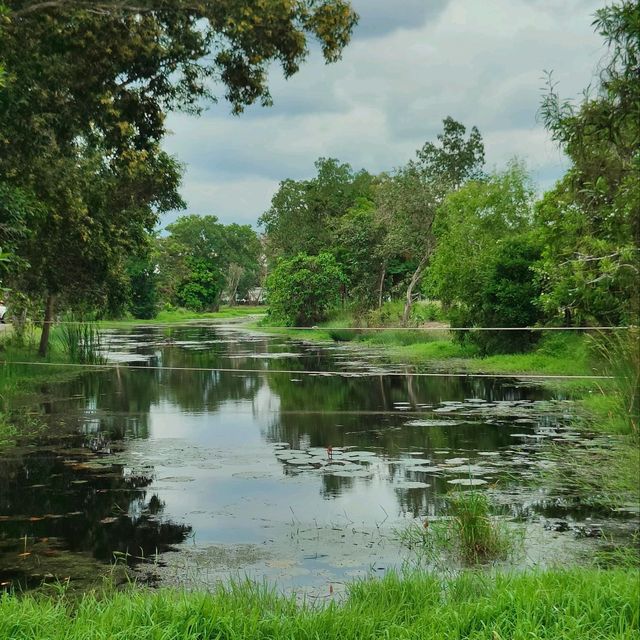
[0,325,630,592]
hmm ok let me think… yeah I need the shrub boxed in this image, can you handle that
[452,236,544,354]
[175,257,224,312]
[266,252,345,326]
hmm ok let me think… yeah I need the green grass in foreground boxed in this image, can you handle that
[0,569,637,639]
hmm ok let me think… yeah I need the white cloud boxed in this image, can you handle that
[160,0,604,228]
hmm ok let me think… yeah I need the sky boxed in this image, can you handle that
[160,0,606,229]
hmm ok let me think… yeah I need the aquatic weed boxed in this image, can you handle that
[399,491,522,566]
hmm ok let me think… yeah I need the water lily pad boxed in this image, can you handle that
[443,458,469,465]
[443,465,492,475]
[447,478,488,486]
[287,459,316,466]
[395,481,430,489]
[324,469,372,478]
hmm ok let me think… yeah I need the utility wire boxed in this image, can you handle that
[0,360,614,380]
[9,320,633,330]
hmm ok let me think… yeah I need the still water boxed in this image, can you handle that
[0,324,636,595]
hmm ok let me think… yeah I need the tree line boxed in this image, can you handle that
[0,1,637,358]
[261,2,638,354]
[0,0,357,354]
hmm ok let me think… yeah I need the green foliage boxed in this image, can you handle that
[427,164,542,353]
[428,162,535,306]
[266,252,345,326]
[544,439,639,510]
[157,215,262,309]
[463,235,544,354]
[1,1,357,158]
[333,197,385,309]
[56,317,106,365]
[175,257,225,313]
[3,141,184,353]
[127,256,159,320]
[590,328,639,437]
[0,0,356,345]
[537,1,639,325]
[260,158,374,261]
[0,569,637,639]
[376,117,485,324]
[0,182,41,277]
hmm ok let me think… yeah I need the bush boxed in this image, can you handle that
[453,236,544,354]
[175,257,224,312]
[266,252,345,326]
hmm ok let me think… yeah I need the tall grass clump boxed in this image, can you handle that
[400,491,520,565]
[591,328,639,437]
[57,317,106,364]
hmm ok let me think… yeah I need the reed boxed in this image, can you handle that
[591,328,639,437]
[399,491,520,565]
[56,317,106,365]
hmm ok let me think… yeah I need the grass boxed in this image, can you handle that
[100,305,266,327]
[259,314,600,379]
[399,491,521,566]
[57,318,105,364]
[590,328,639,437]
[0,568,637,639]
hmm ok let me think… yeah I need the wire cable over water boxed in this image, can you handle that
[0,360,614,380]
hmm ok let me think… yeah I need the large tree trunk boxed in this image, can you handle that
[38,294,55,357]
[402,254,429,326]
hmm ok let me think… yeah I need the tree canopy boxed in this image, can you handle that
[0,0,358,352]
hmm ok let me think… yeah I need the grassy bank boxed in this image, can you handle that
[256,320,598,379]
[100,305,266,327]
[1,568,637,639]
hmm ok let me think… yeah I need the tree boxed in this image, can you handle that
[266,252,345,326]
[0,0,357,352]
[375,118,485,325]
[428,162,535,308]
[0,182,39,278]
[1,1,357,161]
[427,162,541,352]
[473,236,543,353]
[537,0,639,325]
[259,158,374,261]
[333,197,387,309]
[176,257,225,312]
[127,250,159,320]
[220,224,262,302]
[8,142,183,355]
[157,215,261,308]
